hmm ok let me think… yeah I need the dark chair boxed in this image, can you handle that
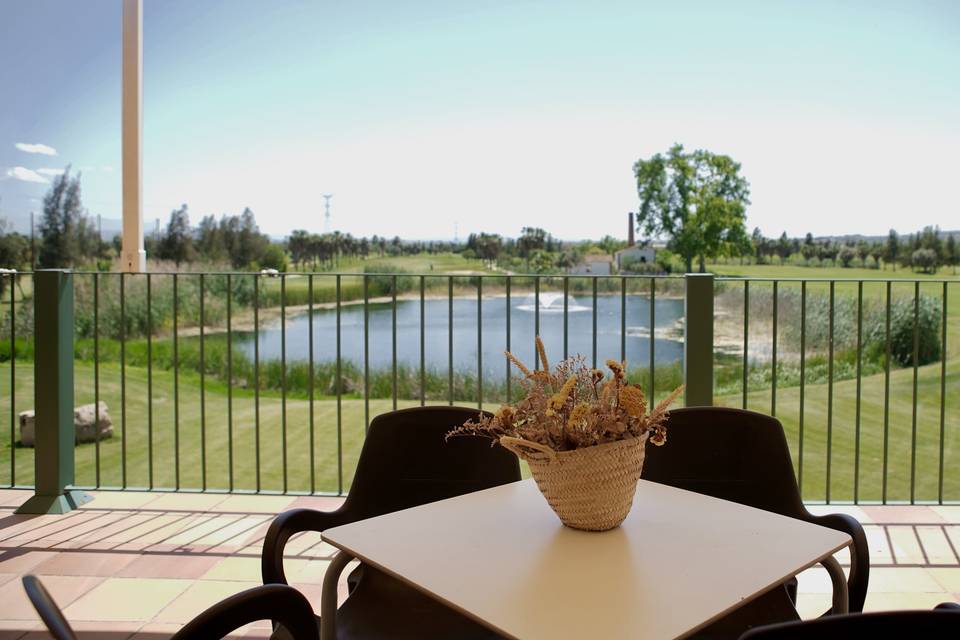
[641,407,870,638]
[22,574,318,640]
[261,406,521,639]
[738,604,960,639]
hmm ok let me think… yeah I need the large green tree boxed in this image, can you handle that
[157,204,196,265]
[633,144,751,272]
[38,167,97,268]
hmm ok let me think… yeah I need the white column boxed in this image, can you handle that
[121,0,146,272]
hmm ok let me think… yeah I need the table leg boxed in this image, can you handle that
[820,555,848,615]
[320,550,355,640]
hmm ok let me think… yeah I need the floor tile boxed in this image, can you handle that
[116,553,222,580]
[864,592,956,611]
[861,506,943,524]
[129,623,182,640]
[143,494,226,512]
[153,580,259,624]
[867,567,944,593]
[915,526,960,565]
[0,575,106,620]
[209,495,294,514]
[32,552,137,577]
[887,526,927,564]
[63,578,192,622]
[806,505,872,523]
[20,620,144,640]
[0,551,58,574]
[927,568,960,592]
[80,492,159,510]
[930,507,960,524]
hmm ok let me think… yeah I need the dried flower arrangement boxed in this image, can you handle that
[447,336,684,452]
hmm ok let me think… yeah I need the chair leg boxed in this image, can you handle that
[784,576,798,605]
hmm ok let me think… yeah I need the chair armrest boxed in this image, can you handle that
[262,508,351,585]
[935,602,960,611]
[171,584,317,640]
[808,512,869,614]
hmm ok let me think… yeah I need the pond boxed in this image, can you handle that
[234,293,685,376]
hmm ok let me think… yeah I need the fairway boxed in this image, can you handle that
[2,354,956,502]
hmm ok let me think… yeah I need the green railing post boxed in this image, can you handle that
[683,273,714,407]
[16,270,92,514]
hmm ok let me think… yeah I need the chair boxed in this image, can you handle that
[738,604,960,639]
[641,407,870,638]
[22,574,318,640]
[261,406,521,639]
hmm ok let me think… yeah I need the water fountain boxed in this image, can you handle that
[518,292,591,313]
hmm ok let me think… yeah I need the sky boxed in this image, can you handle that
[1,0,958,241]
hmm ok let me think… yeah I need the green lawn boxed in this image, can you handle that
[2,353,956,502]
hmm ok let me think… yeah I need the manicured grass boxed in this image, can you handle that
[2,354,956,502]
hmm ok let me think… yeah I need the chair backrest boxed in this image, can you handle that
[22,575,77,640]
[642,406,806,518]
[343,406,521,521]
[739,608,960,639]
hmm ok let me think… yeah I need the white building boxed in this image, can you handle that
[569,254,613,275]
[615,245,656,271]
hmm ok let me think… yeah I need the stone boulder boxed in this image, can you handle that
[19,401,114,446]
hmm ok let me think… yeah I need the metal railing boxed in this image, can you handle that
[1,269,955,509]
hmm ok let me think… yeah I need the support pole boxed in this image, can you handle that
[683,273,714,407]
[121,0,145,273]
[16,271,91,514]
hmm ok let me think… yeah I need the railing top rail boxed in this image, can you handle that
[65,270,688,279]
[715,276,958,283]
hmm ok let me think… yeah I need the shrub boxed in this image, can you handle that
[866,295,942,366]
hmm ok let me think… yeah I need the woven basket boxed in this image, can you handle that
[499,433,648,531]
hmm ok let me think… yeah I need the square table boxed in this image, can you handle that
[320,479,851,640]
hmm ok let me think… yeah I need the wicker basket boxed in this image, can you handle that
[499,433,648,531]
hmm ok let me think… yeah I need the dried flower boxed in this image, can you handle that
[447,335,683,453]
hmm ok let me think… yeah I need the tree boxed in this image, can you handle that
[945,235,958,274]
[838,245,856,268]
[157,204,195,265]
[775,232,791,265]
[38,167,94,268]
[801,233,817,265]
[911,248,937,274]
[634,144,750,272]
[885,230,900,271]
[517,227,549,260]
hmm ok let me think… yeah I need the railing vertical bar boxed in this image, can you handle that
[173,274,179,490]
[308,274,315,494]
[742,281,749,409]
[448,277,454,405]
[563,277,569,360]
[534,277,541,369]
[592,278,598,369]
[910,280,920,504]
[854,281,863,503]
[147,273,153,490]
[620,277,626,363]
[93,274,100,488]
[938,282,948,504]
[826,281,835,503]
[419,275,425,406]
[226,274,232,492]
[253,275,260,493]
[336,275,343,494]
[281,274,288,493]
[392,275,398,411]
[506,277,512,403]
[798,281,806,496]
[477,277,483,410]
[882,281,891,503]
[649,278,655,402]
[120,272,127,488]
[8,275,14,487]
[364,275,370,428]
[199,274,206,491]
[771,281,778,416]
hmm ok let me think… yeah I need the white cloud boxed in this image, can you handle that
[36,168,65,176]
[4,167,49,183]
[15,142,57,156]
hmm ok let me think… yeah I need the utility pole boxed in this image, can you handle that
[323,194,333,234]
[30,212,36,269]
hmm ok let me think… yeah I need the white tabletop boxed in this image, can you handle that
[322,479,851,640]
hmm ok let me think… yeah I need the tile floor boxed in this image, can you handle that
[0,489,958,639]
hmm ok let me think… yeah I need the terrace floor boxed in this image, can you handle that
[0,488,958,639]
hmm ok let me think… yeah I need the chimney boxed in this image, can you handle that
[628,212,635,246]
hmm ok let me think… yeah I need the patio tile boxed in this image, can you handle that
[287,496,345,511]
[915,526,960,565]
[861,505,944,524]
[862,525,894,565]
[0,490,32,508]
[930,507,960,524]
[200,556,306,582]
[32,552,138,577]
[0,619,38,640]
[0,575,106,620]
[63,578,192,622]
[116,553,222,579]
[290,559,332,584]
[130,623,182,640]
[144,494,227,512]
[0,551,58,574]
[164,515,240,546]
[20,620,144,640]
[107,515,209,550]
[886,526,927,564]
[867,567,944,593]
[187,516,269,547]
[864,592,956,611]
[209,495,294,514]
[805,505,872,523]
[153,580,259,624]
[927,568,960,592]
[80,492,160,510]
[793,593,832,619]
